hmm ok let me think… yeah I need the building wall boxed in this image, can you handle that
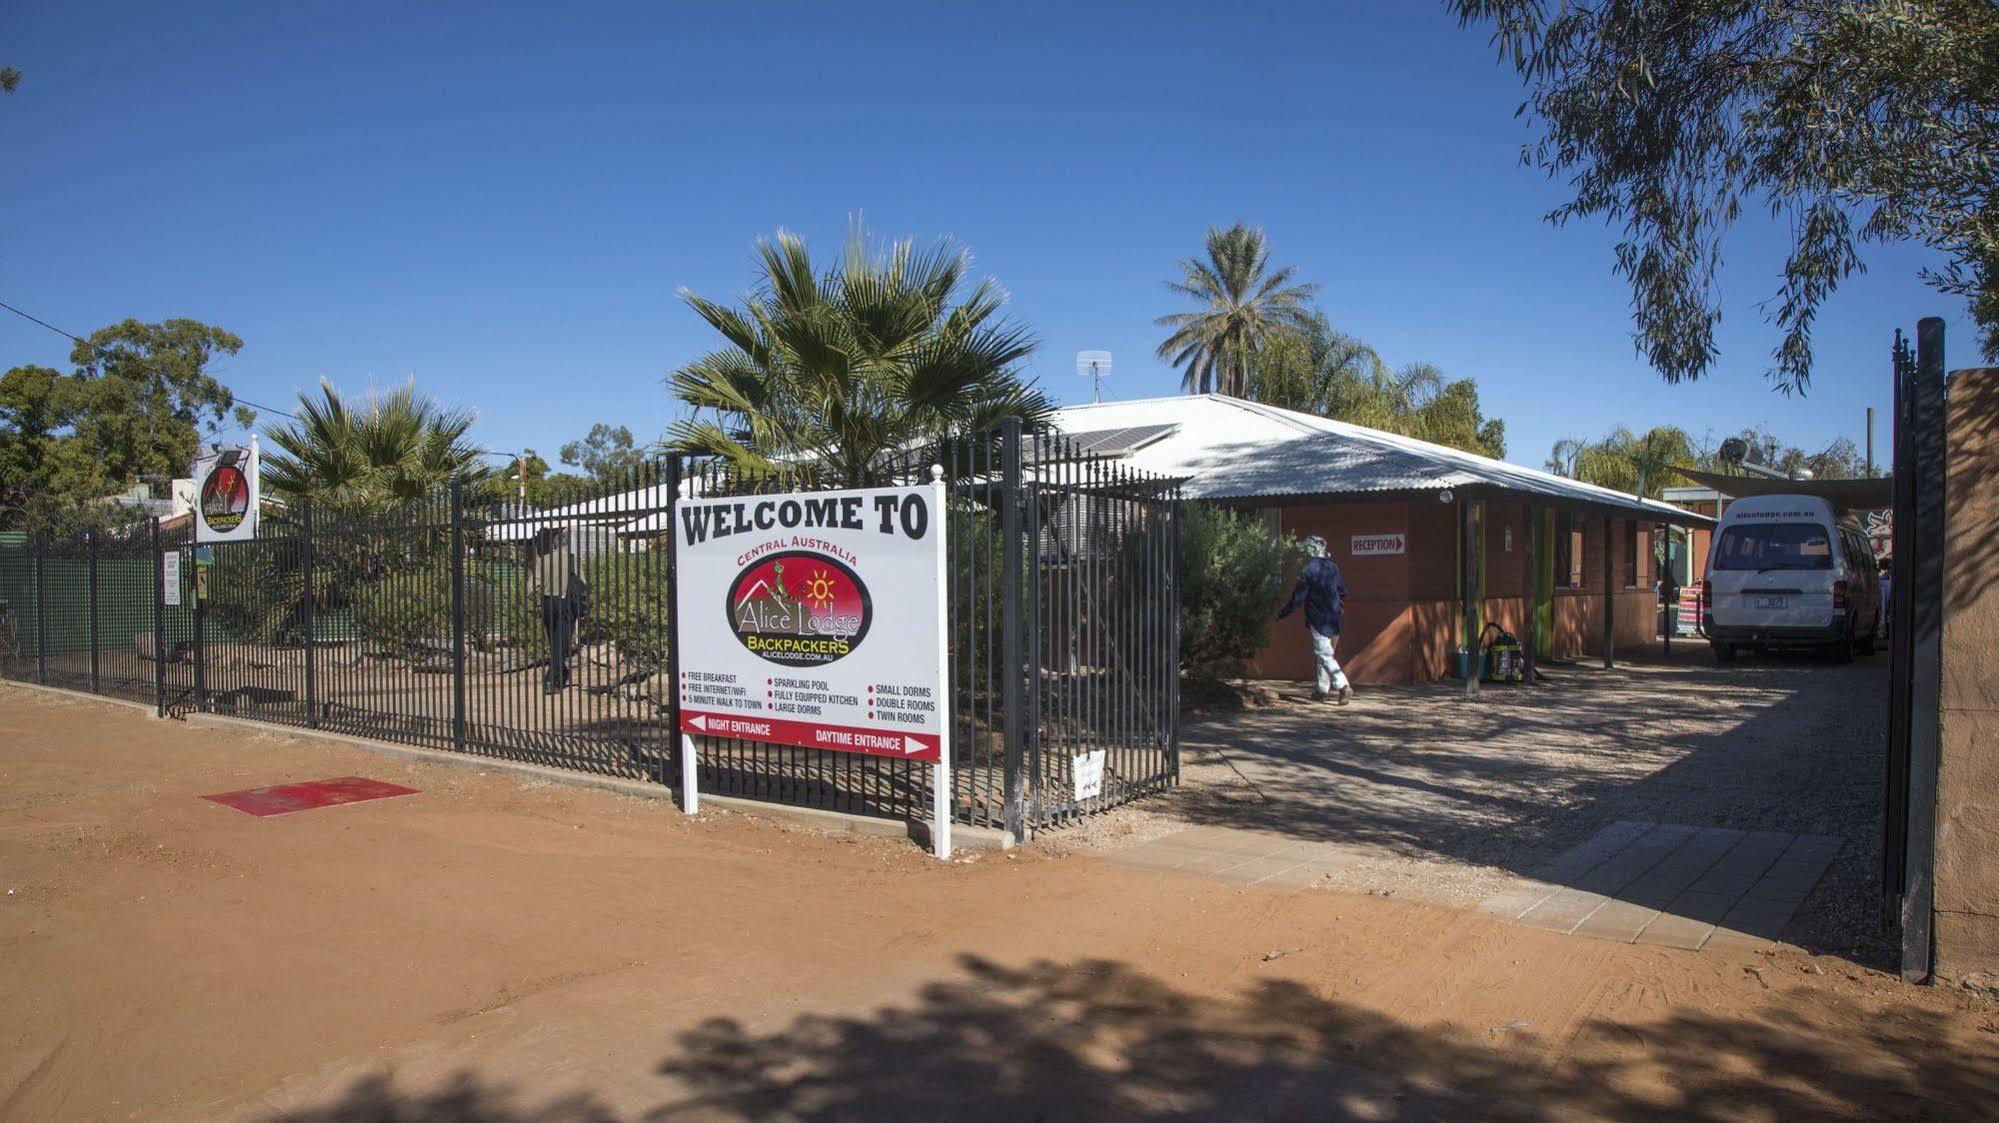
[1938,365,1999,982]
[1243,497,1658,684]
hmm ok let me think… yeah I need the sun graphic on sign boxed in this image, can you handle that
[802,567,839,610]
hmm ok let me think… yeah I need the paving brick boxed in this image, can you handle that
[1478,879,1560,920]
[1633,911,1718,950]
[1702,926,1777,952]
[1532,820,1655,882]
[1570,824,1698,896]
[1213,855,1312,886]
[1614,828,1743,911]
[1572,898,1665,943]
[1516,889,1611,934]
[1260,863,1332,891]
[1655,889,1743,927]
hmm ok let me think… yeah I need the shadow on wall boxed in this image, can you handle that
[268,954,1994,1122]
[1947,366,1999,616]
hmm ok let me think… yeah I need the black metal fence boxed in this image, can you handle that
[1884,319,1947,982]
[0,421,1181,841]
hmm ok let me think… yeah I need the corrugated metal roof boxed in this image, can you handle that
[1050,395,1709,524]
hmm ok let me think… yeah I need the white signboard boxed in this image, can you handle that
[192,439,259,544]
[673,480,951,855]
[162,552,182,607]
[1350,533,1406,557]
[1073,750,1106,802]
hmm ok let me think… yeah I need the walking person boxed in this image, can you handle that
[531,527,586,694]
[1277,535,1352,704]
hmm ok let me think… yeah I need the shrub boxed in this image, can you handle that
[349,569,450,663]
[1177,504,1296,683]
[574,553,671,672]
[481,550,671,672]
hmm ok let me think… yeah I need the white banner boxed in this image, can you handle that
[192,439,259,544]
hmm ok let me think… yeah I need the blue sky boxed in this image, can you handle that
[0,1,1975,473]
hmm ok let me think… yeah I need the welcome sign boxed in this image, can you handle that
[673,483,949,765]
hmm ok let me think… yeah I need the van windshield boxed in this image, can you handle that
[1713,523,1833,571]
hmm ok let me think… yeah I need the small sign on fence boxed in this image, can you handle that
[673,477,952,857]
[1073,750,1106,802]
[162,552,181,607]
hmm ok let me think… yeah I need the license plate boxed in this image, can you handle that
[1755,595,1788,610]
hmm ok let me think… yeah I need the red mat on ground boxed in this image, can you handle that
[202,776,420,817]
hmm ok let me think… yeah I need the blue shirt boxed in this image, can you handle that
[1277,557,1348,638]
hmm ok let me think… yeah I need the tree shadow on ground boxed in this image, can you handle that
[267,953,1997,1122]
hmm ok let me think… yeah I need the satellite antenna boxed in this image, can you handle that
[1076,350,1112,404]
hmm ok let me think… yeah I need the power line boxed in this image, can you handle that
[0,298,301,422]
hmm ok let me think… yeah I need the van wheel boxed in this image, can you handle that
[1858,631,1878,657]
[1830,625,1856,664]
[1711,641,1736,663]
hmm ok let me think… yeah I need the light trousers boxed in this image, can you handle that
[1311,631,1349,695]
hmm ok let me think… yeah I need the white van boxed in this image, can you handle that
[1702,494,1881,663]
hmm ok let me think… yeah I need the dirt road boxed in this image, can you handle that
[2,684,1994,1121]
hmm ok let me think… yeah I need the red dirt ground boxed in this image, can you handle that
[2,683,1996,1121]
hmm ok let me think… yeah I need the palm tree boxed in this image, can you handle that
[1155,223,1318,395]
[669,228,1049,485]
[1546,438,1587,477]
[262,380,489,509]
[1242,311,1383,414]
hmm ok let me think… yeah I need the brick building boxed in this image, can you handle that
[1051,395,1711,685]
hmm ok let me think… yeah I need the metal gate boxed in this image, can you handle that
[0,419,1181,842]
[1884,317,1947,982]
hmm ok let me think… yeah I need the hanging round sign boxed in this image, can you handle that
[200,463,251,531]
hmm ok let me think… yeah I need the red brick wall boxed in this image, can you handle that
[1236,499,1658,683]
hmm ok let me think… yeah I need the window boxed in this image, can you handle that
[1711,523,1834,571]
[1622,521,1640,588]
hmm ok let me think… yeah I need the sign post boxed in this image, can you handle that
[673,471,952,858]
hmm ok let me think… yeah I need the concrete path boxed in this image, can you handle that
[1477,820,1841,951]
[1108,819,1840,952]
[1105,825,1370,890]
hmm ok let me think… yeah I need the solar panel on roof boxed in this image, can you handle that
[1046,423,1179,459]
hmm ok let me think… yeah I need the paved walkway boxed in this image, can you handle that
[1106,819,1840,952]
[1476,820,1841,951]
[1105,825,1368,889]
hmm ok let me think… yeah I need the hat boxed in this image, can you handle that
[1303,535,1328,558]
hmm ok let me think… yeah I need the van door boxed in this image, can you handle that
[1709,520,1838,629]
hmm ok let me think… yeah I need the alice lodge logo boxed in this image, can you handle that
[727,550,874,666]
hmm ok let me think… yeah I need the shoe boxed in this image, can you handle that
[1310,690,1329,702]
[1336,687,1353,706]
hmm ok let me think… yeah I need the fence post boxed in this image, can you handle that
[1900,315,1948,982]
[302,499,318,728]
[1000,417,1026,844]
[152,518,166,716]
[88,527,101,694]
[34,532,46,685]
[664,454,695,808]
[193,546,207,713]
[450,483,467,754]
[1166,493,1182,782]
[663,457,681,778]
